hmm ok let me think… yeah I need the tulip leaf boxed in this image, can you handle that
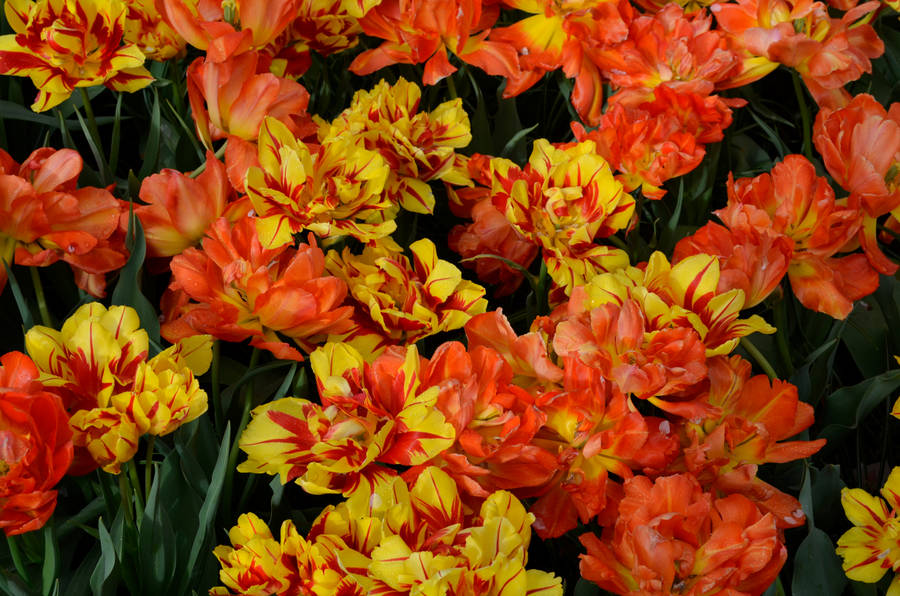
[762,577,786,596]
[89,519,117,596]
[791,528,846,596]
[500,123,539,162]
[41,525,59,596]
[816,369,900,451]
[573,578,602,596]
[464,69,494,156]
[139,454,178,593]
[2,262,35,332]
[138,87,161,179]
[178,423,231,594]
[111,214,160,349]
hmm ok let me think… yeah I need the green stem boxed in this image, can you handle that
[740,337,778,380]
[78,87,112,185]
[446,74,458,100]
[773,297,794,375]
[6,535,31,586]
[144,435,156,502]
[536,259,549,316]
[188,141,227,177]
[29,267,51,327]
[791,71,813,161]
[223,348,261,515]
[118,471,134,526]
[212,340,223,434]
[127,460,144,525]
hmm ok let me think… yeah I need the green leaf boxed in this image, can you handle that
[138,87,161,179]
[762,577,787,596]
[499,123,538,161]
[139,455,178,593]
[89,518,117,596]
[40,525,59,596]
[573,578,602,596]
[464,69,494,156]
[2,262,34,332]
[816,369,900,450]
[110,214,160,348]
[747,106,790,159]
[273,363,297,400]
[218,360,293,416]
[811,465,846,534]
[178,423,231,594]
[71,101,112,185]
[791,528,847,596]
[842,299,889,378]
[109,92,123,175]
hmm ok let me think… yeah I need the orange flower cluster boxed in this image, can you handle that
[0,147,128,297]
[580,474,786,595]
[162,218,353,361]
[814,94,900,275]
[0,352,72,536]
[713,0,883,109]
[227,241,821,593]
[137,151,250,258]
[675,154,880,319]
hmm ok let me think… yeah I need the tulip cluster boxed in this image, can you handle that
[0,0,896,593]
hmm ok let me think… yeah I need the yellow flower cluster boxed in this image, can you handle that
[836,467,900,595]
[213,467,563,595]
[25,304,212,473]
[326,238,488,357]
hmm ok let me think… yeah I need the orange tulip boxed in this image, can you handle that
[0,352,73,536]
[408,341,558,500]
[157,0,301,52]
[580,474,787,595]
[592,4,742,105]
[675,355,826,527]
[712,0,883,108]
[814,93,900,275]
[0,147,127,297]
[673,221,793,308]
[448,197,540,297]
[717,154,879,318]
[349,0,520,85]
[573,87,735,199]
[136,151,250,258]
[162,218,353,361]
[186,46,313,150]
[488,0,634,125]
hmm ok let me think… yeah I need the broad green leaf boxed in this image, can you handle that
[791,528,847,596]
[811,465,846,534]
[2,262,34,332]
[139,453,179,593]
[41,525,59,596]
[89,518,116,596]
[762,577,787,596]
[817,369,900,450]
[138,87,161,179]
[110,215,160,348]
[178,423,231,594]
[573,578,602,596]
